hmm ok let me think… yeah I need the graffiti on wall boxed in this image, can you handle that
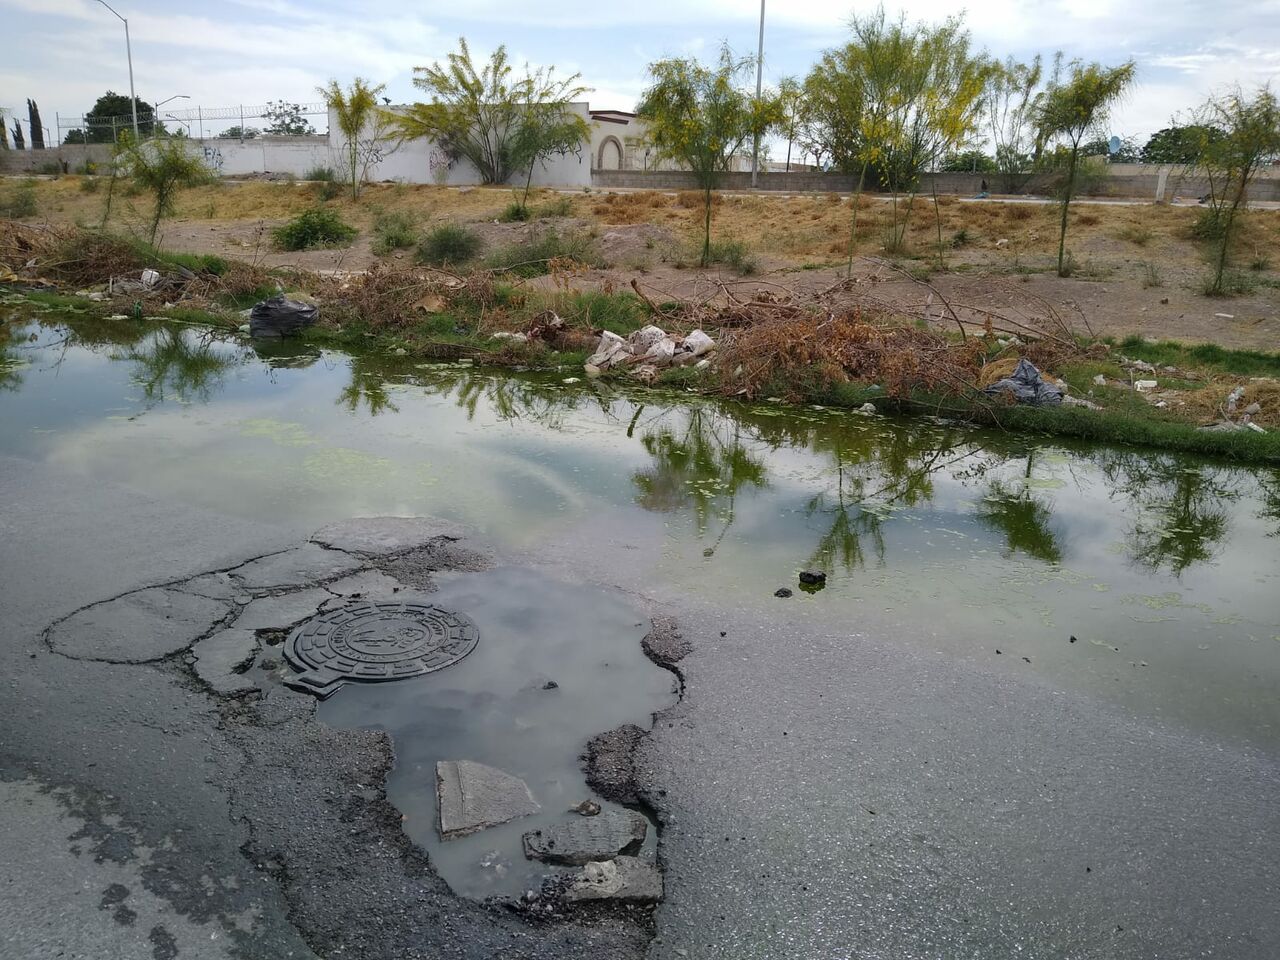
[201,145,224,174]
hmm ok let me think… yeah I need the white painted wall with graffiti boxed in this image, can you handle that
[188,104,595,187]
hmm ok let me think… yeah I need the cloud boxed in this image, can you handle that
[2,0,1277,142]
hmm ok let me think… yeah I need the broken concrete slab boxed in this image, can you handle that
[310,516,465,557]
[175,572,249,603]
[323,569,408,599]
[192,629,259,695]
[564,856,663,904]
[436,760,540,840]
[232,588,332,631]
[231,544,363,593]
[582,724,646,805]
[522,810,647,865]
[47,588,231,663]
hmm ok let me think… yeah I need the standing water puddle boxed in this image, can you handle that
[3,308,1280,893]
[318,567,676,898]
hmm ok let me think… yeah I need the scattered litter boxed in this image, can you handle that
[1214,313,1235,319]
[1135,380,1158,393]
[490,331,528,343]
[583,325,716,378]
[140,268,160,289]
[1092,374,1107,386]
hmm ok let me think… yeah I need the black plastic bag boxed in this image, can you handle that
[983,359,1063,406]
[249,296,317,338]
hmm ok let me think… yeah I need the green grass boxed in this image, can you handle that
[1112,335,1280,378]
[485,228,601,277]
[272,207,357,250]
[497,200,531,223]
[0,180,39,218]
[706,239,758,276]
[417,223,483,267]
[560,290,650,335]
[370,210,418,256]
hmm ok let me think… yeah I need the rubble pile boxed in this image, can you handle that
[584,324,716,379]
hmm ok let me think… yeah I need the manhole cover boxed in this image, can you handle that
[283,601,479,698]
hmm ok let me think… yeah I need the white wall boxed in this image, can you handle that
[186,103,595,187]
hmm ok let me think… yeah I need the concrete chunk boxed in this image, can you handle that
[232,588,332,630]
[522,810,647,865]
[436,761,540,840]
[192,629,259,695]
[564,856,663,904]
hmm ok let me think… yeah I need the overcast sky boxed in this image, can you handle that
[3,0,1278,144]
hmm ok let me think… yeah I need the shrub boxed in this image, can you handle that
[1202,269,1256,297]
[706,238,758,275]
[417,223,482,266]
[1191,208,1225,242]
[79,176,101,194]
[371,210,418,255]
[1140,262,1162,288]
[1118,223,1153,246]
[538,196,573,218]
[498,200,531,223]
[485,228,600,277]
[951,228,970,248]
[676,190,721,209]
[0,180,39,218]
[304,165,336,181]
[272,207,357,250]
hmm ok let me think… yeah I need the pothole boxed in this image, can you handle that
[283,601,479,698]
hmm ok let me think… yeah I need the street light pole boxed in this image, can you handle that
[155,95,190,137]
[750,0,765,188]
[95,0,138,141]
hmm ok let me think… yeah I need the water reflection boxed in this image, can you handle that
[4,310,1274,584]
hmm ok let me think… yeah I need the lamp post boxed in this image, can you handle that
[94,0,138,141]
[750,0,765,188]
[155,95,189,137]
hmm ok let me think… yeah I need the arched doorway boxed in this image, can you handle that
[597,136,623,171]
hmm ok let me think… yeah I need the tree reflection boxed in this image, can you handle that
[338,356,400,416]
[1098,452,1235,575]
[632,406,767,538]
[114,327,238,406]
[976,451,1064,563]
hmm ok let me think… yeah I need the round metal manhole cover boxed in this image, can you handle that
[283,601,479,698]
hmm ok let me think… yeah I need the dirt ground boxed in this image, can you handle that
[8,176,1280,350]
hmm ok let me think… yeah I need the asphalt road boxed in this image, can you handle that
[3,449,1278,960]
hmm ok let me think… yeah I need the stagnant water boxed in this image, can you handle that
[4,309,1278,892]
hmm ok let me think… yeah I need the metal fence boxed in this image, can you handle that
[53,101,330,145]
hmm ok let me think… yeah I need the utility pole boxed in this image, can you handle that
[95,0,138,141]
[750,0,765,188]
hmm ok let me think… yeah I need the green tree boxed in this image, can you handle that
[941,149,995,172]
[1080,135,1140,162]
[318,77,390,199]
[71,91,159,143]
[262,100,314,136]
[506,104,588,215]
[27,99,45,149]
[1035,59,1136,276]
[775,76,808,171]
[1195,86,1280,295]
[982,54,1054,191]
[1140,124,1224,164]
[391,37,588,186]
[217,125,260,139]
[637,45,781,267]
[116,134,211,244]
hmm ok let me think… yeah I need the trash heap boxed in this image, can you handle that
[584,325,716,381]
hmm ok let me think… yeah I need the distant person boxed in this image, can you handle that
[977,178,989,199]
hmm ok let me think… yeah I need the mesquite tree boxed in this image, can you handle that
[392,37,588,186]
[1036,59,1136,276]
[638,45,781,267]
[319,78,390,199]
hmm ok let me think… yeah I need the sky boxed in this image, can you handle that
[2,0,1278,146]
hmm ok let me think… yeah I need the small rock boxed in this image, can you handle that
[774,587,793,598]
[798,570,826,586]
[1244,402,1261,416]
[542,680,559,690]
[571,800,602,817]
[856,402,877,414]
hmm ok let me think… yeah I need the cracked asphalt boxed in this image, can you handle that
[4,446,1278,960]
[0,457,649,960]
